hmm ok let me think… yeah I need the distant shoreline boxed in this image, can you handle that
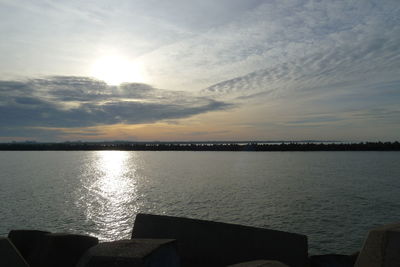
[0,141,399,151]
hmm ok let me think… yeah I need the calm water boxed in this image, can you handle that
[0,151,399,254]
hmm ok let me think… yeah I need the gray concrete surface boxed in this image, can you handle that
[309,253,358,267]
[0,237,29,267]
[8,229,50,265]
[132,213,308,267]
[77,238,180,267]
[228,260,289,266]
[355,222,400,267]
[29,233,98,267]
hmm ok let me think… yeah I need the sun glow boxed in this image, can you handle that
[90,55,146,85]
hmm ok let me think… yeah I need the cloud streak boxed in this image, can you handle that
[0,76,232,131]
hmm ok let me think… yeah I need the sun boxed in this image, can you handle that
[90,55,146,85]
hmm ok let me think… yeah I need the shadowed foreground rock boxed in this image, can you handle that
[77,239,180,267]
[21,232,98,267]
[309,253,358,267]
[6,216,398,267]
[132,213,308,267]
[228,259,289,266]
[8,229,50,265]
[0,237,29,267]
[355,222,400,267]
[36,233,98,267]
[7,230,98,267]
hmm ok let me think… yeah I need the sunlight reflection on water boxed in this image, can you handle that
[1,151,400,254]
[76,151,139,240]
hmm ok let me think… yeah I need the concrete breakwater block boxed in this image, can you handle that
[8,229,50,264]
[228,260,289,266]
[355,222,400,267]
[77,238,180,267]
[0,237,29,267]
[27,233,98,267]
[132,213,308,267]
[309,253,358,267]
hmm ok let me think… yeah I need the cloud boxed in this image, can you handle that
[201,29,400,100]
[0,76,232,132]
[264,106,400,132]
[194,0,400,134]
[124,0,264,32]
[138,0,400,92]
[1,0,399,141]
[284,115,344,126]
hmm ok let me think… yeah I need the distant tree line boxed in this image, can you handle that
[0,142,399,151]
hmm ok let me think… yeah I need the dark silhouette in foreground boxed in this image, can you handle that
[1,214,400,266]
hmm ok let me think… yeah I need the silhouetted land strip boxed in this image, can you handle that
[0,142,399,151]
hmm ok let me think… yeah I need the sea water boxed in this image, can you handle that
[0,151,399,254]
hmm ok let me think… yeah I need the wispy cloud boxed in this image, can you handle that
[140,0,400,93]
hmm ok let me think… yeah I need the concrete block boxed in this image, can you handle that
[229,260,289,266]
[310,254,357,267]
[77,238,180,267]
[30,233,98,267]
[132,213,308,267]
[8,229,50,264]
[0,237,29,267]
[355,222,400,267]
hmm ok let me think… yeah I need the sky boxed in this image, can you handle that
[0,0,399,142]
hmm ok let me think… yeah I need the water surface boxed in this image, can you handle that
[1,151,399,254]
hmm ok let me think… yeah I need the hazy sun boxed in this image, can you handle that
[90,55,146,85]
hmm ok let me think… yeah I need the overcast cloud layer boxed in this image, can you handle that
[0,0,399,141]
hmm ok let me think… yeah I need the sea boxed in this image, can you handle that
[0,151,399,255]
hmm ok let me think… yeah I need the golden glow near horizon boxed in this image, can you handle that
[90,55,147,85]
